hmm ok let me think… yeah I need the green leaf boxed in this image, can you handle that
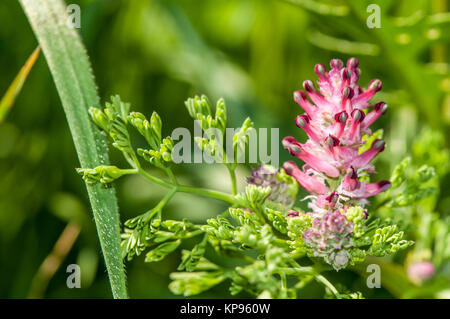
[177,235,208,271]
[20,0,127,298]
[169,271,225,296]
[0,46,40,123]
[145,240,181,262]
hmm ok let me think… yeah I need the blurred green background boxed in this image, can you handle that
[0,0,449,298]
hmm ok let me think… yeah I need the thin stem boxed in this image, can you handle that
[286,260,340,298]
[181,229,205,239]
[280,272,287,294]
[227,165,237,195]
[177,184,235,203]
[137,168,235,204]
[165,167,178,185]
[28,222,81,298]
[278,266,315,276]
[155,187,177,210]
[315,274,341,299]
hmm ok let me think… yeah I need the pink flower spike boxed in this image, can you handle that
[361,180,391,198]
[347,139,385,169]
[283,161,329,195]
[296,115,323,144]
[293,91,317,119]
[352,79,382,108]
[362,102,388,129]
[287,142,340,178]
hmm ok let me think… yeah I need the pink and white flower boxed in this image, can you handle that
[283,58,391,213]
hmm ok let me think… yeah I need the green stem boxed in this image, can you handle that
[315,274,341,299]
[278,266,315,275]
[156,187,177,210]
[286,260,341,298]
[280,272,287,294]
[181,229,205,239]
[227,165,238,196]
[137,168,235,204]
[165,167,178,185]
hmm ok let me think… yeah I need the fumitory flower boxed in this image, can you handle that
[247,164,297,207]
[407,261,435,284]
[302,210,353,270]
[282,57,391,212]
[283,58,392,270]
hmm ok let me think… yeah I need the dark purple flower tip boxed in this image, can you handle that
[342,86,354,99]
[377,180,392,191]
[282,161,297,175]
[363,209,369,219]
[372,139,386,150]
[352,109,365,122]
[315,64,326,76]
[341,68,351,81]
[287,211,300,217]
[369,79,382,92]
[295,114,310,128]
[335,111,348,124]
[325,135,340,147]
[282,136,297,149]
[347,57,359,69]
[374,102,388,114]
[293,90,307,103]
[303,80,315,92]
[326,191,339,203]
[349,166,358,179]
[330,59,343,69]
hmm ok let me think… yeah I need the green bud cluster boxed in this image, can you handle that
[76,165,130,185]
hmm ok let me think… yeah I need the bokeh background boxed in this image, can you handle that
[0,0,449,298]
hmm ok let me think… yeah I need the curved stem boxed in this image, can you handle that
[137,168,235,204]
[287,260,341,298]
[315,274,341,298]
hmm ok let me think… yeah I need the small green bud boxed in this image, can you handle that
[89,107,110,132]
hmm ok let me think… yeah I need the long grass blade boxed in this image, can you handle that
[19,0,127,298]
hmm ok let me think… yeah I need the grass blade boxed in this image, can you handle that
[0,46,40,123]
[19,0,127,298]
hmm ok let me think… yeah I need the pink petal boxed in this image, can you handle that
[346,139,385,168]
[352,79,382,108]
[362,102,388,129]
[283,161,329,195]
[361,180,391,198]
[286,141,340,178]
